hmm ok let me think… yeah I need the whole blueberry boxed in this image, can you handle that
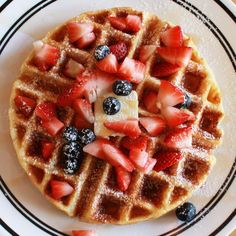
[112,80,132,96]
[62,142,82,160]
[103,97,121,115]
[77,128,96,146]
[63,157,81,174]
[62,126,79,142]
[94,45,110,61]
[176,202,196,222]
[176,93,191,109]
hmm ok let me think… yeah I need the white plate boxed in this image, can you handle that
[0,0,235,235]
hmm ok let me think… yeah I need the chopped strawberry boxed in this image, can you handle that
[73,98,94,123]
[157,80,185,108]
[14,95,36,117]
[109,42,128,61]
[33,41,60,71]
[50,180,73,200]
[164,126,192,149]
[143,91,159,113]
[41,141,55,160]
[35,102,56,121]
[143,157,157,173]
[96,53,118,73]
[139,45,156,63]
[161,106,193,127]
[74,115,93,130]
[160,26,183,47]
[153,62,180,77]
[116,167,131,191]
[154,150,182,172]
[41,117,64,136]
[139,117,166,136]
[129,149,148,169]
[121,136,148,150]
[104,119,141,138]
[102,143,134,172]
[126,15,141,33]
[76,32,96,49]
[118,57,145,83]
[64,59,85,78]
[157,47,192,67]
[108,16,127,31]
[72,230,97,236]
[67,22,94,43]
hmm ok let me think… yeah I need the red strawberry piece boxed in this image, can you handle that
[157,80,185,108]
[76,32,96,49]
[33,41,60,71]
[160,26,183,47]
[50,180,73,200]
[41,117,64,136]
[109,42,128,61]
[115,167,131,192]
[64,59,85,78]
[35,102,56,121]
[72,230,97,236]
[157,47,192,67]
[143,91,159,113]
[74,115,93,131]
[73,98,94,123]
[161,106,193,127]
[14,95,36,117]
[104,119,141,138]
[126,15,141,33]
[164,126,192,149]
[121,136,148,151]
[108,16,127,31]
[41,141,55,160]
[102,143,134,172]
[129,149,148,169]
[143,157,157,174]
[153,62,180,77]
[67,22,94,43]
[96,53,118,73]
[139,117,166,136]
[139,45,156,63]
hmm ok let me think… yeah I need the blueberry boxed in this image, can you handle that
[103,97,121,115]
[63,157,81,174]
[62,142,82,160]
[62,126,79,142]
[112,80,132,96]
[175,202,196,222]
[94,45,110,61]
[175,93,191,109]
[77,128,96,146]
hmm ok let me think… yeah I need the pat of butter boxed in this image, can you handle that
[94,91,139,137]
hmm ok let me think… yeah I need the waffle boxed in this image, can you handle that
[9,7,224,224]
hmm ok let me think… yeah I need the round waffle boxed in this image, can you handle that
[9,7,224,224]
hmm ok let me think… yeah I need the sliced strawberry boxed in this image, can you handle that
[143,91,159,113]
[160,26,183,47]
[64,59,85,78]
[96,53,118,73]
[102,143,134,172]
[67,22,94,43]
[108,16,127,31]
[157,47,192,67]
[153,62,180,77]
[154,150,182,172]
[50,180,73,200]
[76,32,96,49]
[116,167,131,192]
[157,80,185,108]
[41,117,64,136]
[41,141,55,160]
[33,41,60,71]
[161,106,193,127]
[132,60,146,83]
[121,136,148,151]
[129,149,148,169]
[104,119,141,138]
[72,230,97,236]
[139,45,156,63]
[73,98,94,123]
[126,15,141,33]
[14,95,36,117]
[74,115,93,130]
[139,117,166,136]
[143,157,157,174]
[35,102,56,121]
[109,42,128,61]
[164,126,192,149]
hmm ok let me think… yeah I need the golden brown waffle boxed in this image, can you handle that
[9,7,224,224]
